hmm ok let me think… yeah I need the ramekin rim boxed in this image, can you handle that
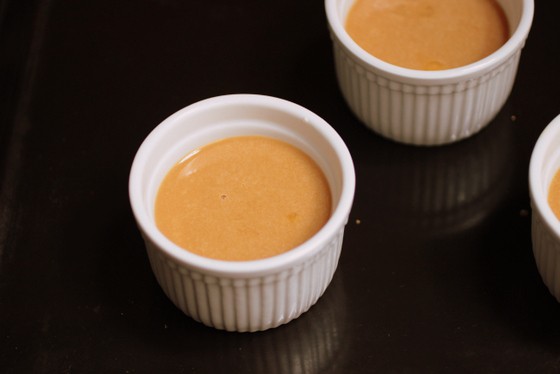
[129,94,356,277]
[529,114,560,240]
[325,0,534,83]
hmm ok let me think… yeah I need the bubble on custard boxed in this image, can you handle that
[424,60,447,70]
[287,212,299,223]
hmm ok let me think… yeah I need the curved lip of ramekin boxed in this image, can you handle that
[325,0,534,84]
[529,114,560,242]
[129,94,356,278]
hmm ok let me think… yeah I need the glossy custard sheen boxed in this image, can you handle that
[548,169,560,221]
[155,136,332,261]
[345,0,510,70]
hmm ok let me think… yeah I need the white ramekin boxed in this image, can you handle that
[529,114,560,302]
[129,94,356,332]
[325,0,534,146]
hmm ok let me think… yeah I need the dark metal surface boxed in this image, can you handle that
[1,0,560,372]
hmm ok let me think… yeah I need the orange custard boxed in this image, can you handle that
[155,136,332,261]
[549,169,560,220]
[345,0,510,70]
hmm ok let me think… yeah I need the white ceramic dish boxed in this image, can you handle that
[129,94,356,332]
[529,114,560,302]
[325,0,534,145]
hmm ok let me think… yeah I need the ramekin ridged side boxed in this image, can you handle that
[144,228,345,332]
[331,41,521,145]
[531,210,560,302]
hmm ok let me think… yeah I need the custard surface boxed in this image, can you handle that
[155,136,332,261]
[549,169,560,221]
[345,0,509,70]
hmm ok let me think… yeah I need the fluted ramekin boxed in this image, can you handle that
[530,114,560,302]
[129,94,355,332]
[325,0,534,146]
